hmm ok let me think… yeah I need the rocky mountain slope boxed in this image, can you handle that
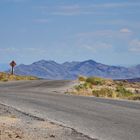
[14,60,140,80]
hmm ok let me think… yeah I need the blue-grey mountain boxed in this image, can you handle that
[14,60,140,80]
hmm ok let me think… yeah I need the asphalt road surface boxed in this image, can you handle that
[0,80,140,140]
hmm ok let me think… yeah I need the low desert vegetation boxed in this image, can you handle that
[92,88,116,98]
[68,76,140,100]
[86,77,105,85]
[0,72,38,82]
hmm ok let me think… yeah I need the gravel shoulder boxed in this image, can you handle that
[0,103,93,140]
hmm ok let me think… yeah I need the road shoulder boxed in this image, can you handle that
[0,103,94,140]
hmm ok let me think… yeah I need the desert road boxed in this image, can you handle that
[0,80,140,140]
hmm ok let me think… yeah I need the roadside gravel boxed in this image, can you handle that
[0,104,93,140]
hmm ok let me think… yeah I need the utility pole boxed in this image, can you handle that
[10,61,16,75]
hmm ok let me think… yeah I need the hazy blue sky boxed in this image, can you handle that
[0,0,140,66]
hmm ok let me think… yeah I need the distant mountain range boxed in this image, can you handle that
[13,60,140,80]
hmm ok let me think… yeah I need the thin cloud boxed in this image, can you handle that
[81,43,113,53]
[77,30,114,37]
[77,19,140,29]
[37,2,140,16]
[77,29,133,39]
[0,47,17,52]
[120,28,132,33]
[76,29,135,54]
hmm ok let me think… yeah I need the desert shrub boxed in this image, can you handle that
[1,78,8,82]
[92,88,115,98]
[28,76,37,80]
[83,82,93,89]
[128,95,140,100]
[115,85,133,97]
[115,81,124,86]
[74,84,85,91]
[86,77,105,85]
[78,76,86,82]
